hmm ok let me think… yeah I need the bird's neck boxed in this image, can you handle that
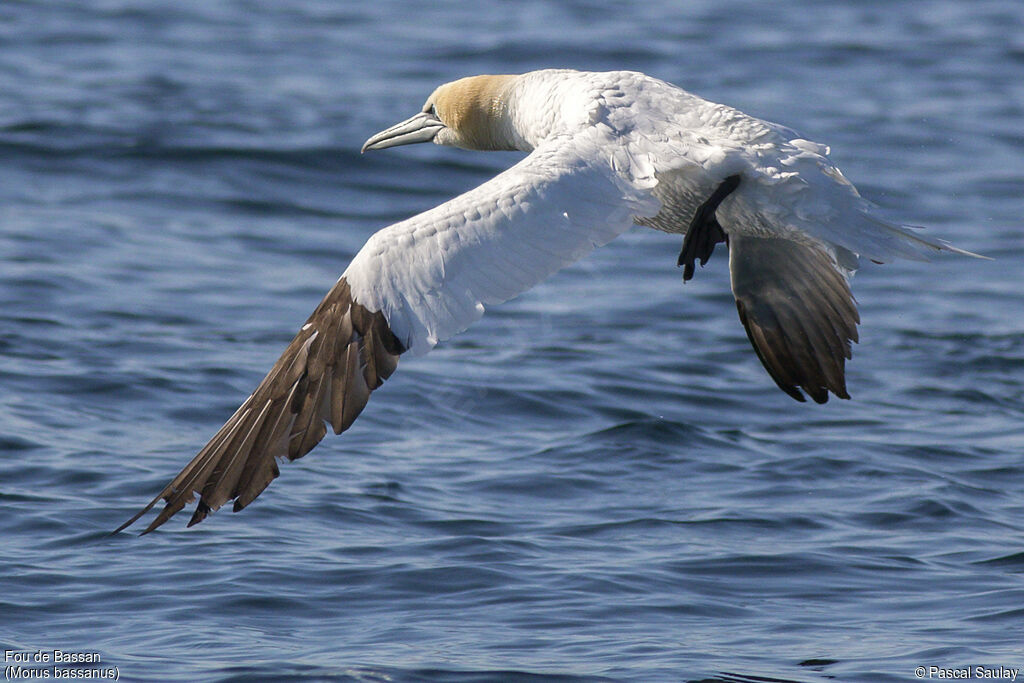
[503,70,600,152]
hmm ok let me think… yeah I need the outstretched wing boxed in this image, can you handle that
[116,131,660,533]
[343,130,660,355]
[115,279,403,534]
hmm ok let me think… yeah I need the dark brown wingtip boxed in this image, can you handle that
[116,275,405,534]
[736,298,809,403]
[186,500,212,528]
[112,482,180,535]
[112,504,155,536]
[729,236,860,404]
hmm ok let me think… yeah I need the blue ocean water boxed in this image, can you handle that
[1,1,1022,681]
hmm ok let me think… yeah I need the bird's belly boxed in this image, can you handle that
[635,172,717,235]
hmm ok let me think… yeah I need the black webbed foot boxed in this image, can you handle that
[678,174,741,281]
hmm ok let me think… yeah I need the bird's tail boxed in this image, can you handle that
[853,211,987,263]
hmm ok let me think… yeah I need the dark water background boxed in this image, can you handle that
[1,1,1022,681]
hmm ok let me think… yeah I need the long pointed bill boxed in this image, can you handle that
[361,112,445,153]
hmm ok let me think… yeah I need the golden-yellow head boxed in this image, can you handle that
[362,74,517,153]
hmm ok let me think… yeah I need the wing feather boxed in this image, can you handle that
[729,234,859,403]
[114,278,404,533]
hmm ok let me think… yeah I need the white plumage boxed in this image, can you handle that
[117,69,974,534]
[345,125,659,353]
[346,69,966,354]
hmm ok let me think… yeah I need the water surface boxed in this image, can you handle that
[1,1,1022,681]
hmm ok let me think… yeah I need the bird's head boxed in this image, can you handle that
[362,74,519,153]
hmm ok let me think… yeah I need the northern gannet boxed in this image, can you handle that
[116,69,975,534]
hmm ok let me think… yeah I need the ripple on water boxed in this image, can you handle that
[1,1,1023,681]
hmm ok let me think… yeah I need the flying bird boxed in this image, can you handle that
[116,69,974,534]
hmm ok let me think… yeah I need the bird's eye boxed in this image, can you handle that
[429,104,438,118]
